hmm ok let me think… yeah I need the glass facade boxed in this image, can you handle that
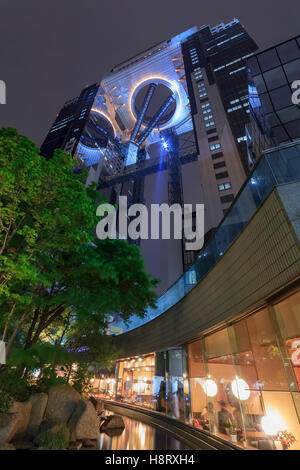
[110,289,300,450]
[116,354,156,409]
[248,36,300,149]
[120,140,300,332]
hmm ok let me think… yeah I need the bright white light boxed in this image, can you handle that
[202,379,218,397]
[162,141,168,149]
[231,377,250,400]
[261,410,285,436]
[32,368,41,378]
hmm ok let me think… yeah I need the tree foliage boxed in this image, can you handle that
[0,128,158,363]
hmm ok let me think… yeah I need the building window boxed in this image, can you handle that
[220,194,234,203]
[211,151,224,160]
[216,171,229,180]
[218,182,232,191]
[187,293,300,450]
[205,121,215,127]
[227,105,243,113]
[210,143,221,151]
[214,161,226,170]
[207,128,217,135]
[229,66,247,75]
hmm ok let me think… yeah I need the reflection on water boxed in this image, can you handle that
[97,414,191,450]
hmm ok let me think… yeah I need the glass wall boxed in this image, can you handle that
[118,140,300,333]
[112,290,300,450]
[188,289,300,450]
[115,348,191,420]
[248,36,300,145]
[116,354,156,409]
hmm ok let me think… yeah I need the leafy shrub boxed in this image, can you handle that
[0,388,13,413]
[0,365,32,403]
[39,423,69,450]
[70,363,93,394]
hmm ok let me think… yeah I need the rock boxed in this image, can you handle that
[103,427,124,437]
[68,399,99,441]
[38,418,63,435]
[89,396,103,413]
[0,412,23,444]
[27,393,48,438]
[0,443,16,450]
[69,441,83,450]
[100,415,125,432]
[45,385,81,423]
[11,438,33,450]
[82,438,97,448]
[9,400,32,438]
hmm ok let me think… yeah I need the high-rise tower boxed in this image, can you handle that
[40,20,259,295]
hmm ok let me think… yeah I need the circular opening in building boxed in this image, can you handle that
[81,112,115,148]
[133,83,176,127]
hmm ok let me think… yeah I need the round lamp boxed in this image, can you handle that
[203,379,218,397]
[231,376,250,400]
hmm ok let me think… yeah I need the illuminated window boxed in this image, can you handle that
[210,143,221,151]
[218,182,231,191]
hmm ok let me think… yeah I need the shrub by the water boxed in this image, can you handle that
[38,423,69,450]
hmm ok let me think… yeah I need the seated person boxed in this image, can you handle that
[218,401,233,434]
[201,402,218,433]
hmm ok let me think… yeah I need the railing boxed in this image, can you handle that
[119,140,300,332]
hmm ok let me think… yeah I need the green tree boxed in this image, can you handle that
[22,239,158,350]
[0,128,158,357]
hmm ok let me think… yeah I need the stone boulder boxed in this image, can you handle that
[11,438,33,450]
[27,393,48,438]
[89,396,103,413]
[103,427,124,437]
[100,415,125,432]
[68,398,99,441]
[0,413,23,444]
[82,438,97,448]
[0,443,16,450]
[45,385,81,423]
[9,400,32,439]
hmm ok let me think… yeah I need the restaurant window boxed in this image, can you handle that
[116,354,156,409]
[273,291,300,391]
[187,301,300,449]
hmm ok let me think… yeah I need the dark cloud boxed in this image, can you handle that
[0,0,299,145]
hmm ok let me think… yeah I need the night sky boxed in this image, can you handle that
[0,0,299,146]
